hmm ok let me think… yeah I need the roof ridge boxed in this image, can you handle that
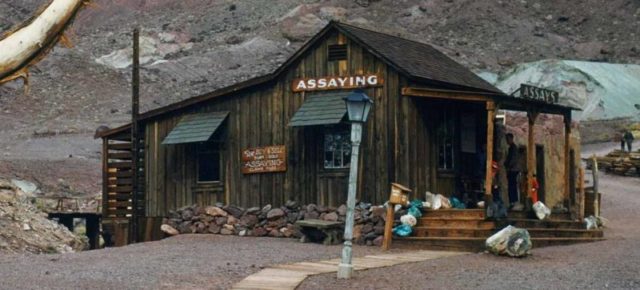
[334,21,436,49]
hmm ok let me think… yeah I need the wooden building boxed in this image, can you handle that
[97,22,581,245]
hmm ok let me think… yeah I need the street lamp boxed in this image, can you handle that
[337,89,373,279]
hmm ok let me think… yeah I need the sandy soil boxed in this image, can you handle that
[0,235,404,290]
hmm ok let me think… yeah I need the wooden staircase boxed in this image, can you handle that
[393,209,604,252]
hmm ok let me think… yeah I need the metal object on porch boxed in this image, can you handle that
[295,219,343,245]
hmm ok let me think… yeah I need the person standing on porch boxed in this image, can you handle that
[504,133,522,210]
[623,130,634,152]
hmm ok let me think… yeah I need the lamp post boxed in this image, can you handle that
[337,89,373,279]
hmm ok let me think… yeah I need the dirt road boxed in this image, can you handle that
[0,144,637,289]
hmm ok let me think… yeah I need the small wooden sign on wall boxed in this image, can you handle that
[242,145,287,174]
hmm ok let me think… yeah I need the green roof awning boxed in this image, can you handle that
[162,111,229,145]
[288,92,348,127]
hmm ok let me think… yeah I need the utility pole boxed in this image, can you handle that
[130,28,140,243]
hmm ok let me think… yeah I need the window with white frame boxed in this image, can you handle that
[323,129,351,169]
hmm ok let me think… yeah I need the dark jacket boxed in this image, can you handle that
[504,143,519,172]
[623,132,634,142]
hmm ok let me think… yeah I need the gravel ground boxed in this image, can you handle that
[300,145,640,290]
[0,234,402,290]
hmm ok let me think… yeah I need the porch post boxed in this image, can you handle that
[484,101,496,202]
[563,112,572,203]
[526,111,539,206]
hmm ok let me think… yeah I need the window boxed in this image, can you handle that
[196,141,221,182]
[437,109,456,171]
[324,130,351,169]
[328,44,347,61]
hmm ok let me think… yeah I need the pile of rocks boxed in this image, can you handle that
[161,201,389,246]
[0,180,88,254]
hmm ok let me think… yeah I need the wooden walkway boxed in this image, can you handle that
[231,250,464,290]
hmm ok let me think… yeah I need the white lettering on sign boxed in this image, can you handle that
[292,74,383,92]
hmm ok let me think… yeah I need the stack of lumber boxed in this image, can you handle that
[589,150,640,177]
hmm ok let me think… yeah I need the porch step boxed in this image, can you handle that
[417,217,495,229]
[507,211,572,220]
[394,237,486,252]
[498,218,585,229]
[413,227,602,238]
[413,227,495,238]
[422,209,485,219]
[394,236,605,252]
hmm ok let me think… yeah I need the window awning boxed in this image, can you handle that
[162,111,229,145]
[288,92,349,127]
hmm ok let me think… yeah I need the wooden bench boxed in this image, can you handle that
[295,219,343,245]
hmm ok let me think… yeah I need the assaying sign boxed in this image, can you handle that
[520,84,559,104]
[292,74,383,92]
[242,145,287,174]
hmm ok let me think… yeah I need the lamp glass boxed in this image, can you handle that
[344,90,373,123]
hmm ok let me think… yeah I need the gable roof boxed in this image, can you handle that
[335,23,502,94]
[98,21,505,138]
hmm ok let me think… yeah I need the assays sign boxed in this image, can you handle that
[292,74,382,92]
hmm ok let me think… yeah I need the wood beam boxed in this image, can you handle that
[402,87,491,102]
[526,111,539,206]
[484,101,496,204]
[564,113,572,206]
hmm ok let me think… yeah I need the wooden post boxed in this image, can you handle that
[484,101,496,205]
[102,138,109,218]
[526,111,539,205]
[564,112,572,204]
[591,155,599,217]
[381,205,394,250]
[578,167,585,220]
[130,28,140,243]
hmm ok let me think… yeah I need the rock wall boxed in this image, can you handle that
[161,201,388,246]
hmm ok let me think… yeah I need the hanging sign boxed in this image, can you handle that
[519,84,559,104]
[292,74,383,92]
[242,145,287,174]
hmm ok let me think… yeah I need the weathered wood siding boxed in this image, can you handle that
[143,30,435,217]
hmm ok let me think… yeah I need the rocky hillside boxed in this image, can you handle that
[0,0,639,192]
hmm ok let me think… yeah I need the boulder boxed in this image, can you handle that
[181,209,194,221]
[246,207,261,214]
[372,235,384,247]
[220,228,233,235]
[195,222,207,233]
[223,224,235,231]
[337,205,347,216]
[323,212,338,222]
[362,224,374,234]
[285,200,299,209]
[306,204,317,213]
[353,224,363,240]
[227,215,239,225]
[261,204,272,215]
[240,214,259,228]
[160,224,179,236]
[178,221,193,234]
[214,216,228,226]
[374,225,385,235]
[224,205,245,219]
[267,208,286,219]
[304,211,319,220]
[208,224,221,234]
[205,206,228,217]
[253,227,268,237]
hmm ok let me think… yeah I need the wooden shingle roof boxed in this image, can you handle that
[335,23,502,94]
